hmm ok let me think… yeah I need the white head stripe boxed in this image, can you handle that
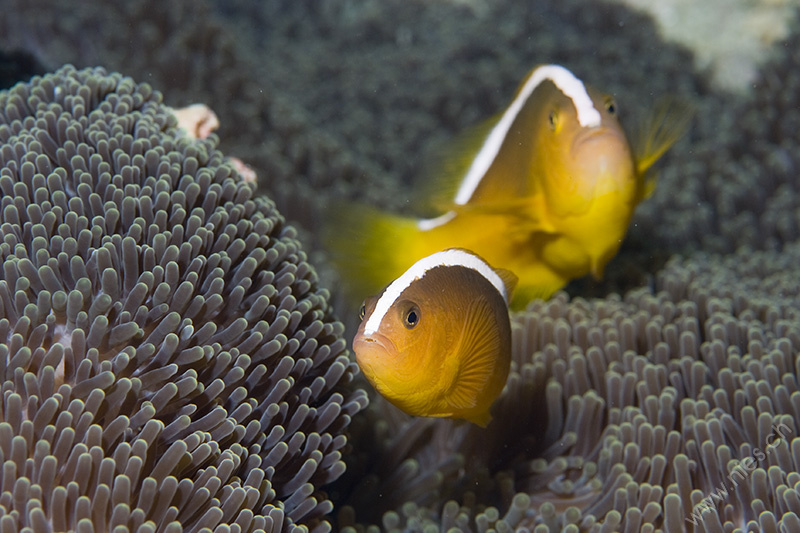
[453,64,602,206]
[363,249,508,335]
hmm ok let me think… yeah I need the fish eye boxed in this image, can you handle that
[604,97,617,115]
[358,301,366,320]
[403,304,421,329]
[548,109,559,130]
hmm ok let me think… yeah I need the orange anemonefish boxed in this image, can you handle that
[327,64,691,307]
[353,248,517,427]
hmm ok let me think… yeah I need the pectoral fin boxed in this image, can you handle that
[632,96,693,199]
[640,170,658,200]
[445,297,503,424]
[448,194,557,234]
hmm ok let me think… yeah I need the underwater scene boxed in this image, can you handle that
[1,0,799,531]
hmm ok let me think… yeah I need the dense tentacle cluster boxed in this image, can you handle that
[339,243,800,532]
[0,65,367,532]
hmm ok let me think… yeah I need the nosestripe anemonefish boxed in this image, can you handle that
[353,248,517,427]
[327,64,691,307]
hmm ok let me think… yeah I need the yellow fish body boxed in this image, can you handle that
[353,249,517,427]
[328,64,691,305]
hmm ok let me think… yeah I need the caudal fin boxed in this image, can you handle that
[324,201,424,302]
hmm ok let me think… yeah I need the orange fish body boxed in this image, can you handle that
[353,249,517,427]
[329,64,690,305]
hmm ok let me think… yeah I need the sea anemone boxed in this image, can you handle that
[0,65,367,532]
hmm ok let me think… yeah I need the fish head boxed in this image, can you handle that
[353,291,438,402]
[351,249,513,421]
[539,87,637,218]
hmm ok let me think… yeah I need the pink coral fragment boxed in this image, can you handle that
[172,103,220,139]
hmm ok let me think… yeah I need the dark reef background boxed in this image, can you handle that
[4,0,797,268]
[2,0,800,531]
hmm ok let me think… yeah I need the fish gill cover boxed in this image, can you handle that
[0,65,367,532]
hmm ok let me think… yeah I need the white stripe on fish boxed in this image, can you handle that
[453,64,602,206]
[363,248,509,334]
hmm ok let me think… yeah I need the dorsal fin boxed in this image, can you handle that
[415,113,503,213]
[495,267,518,300]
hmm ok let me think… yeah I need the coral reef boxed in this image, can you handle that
[608,0,799,92]
[0,65,366,531]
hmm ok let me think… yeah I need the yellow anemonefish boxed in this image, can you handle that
[327,64,691,306]
[353,248,517,427]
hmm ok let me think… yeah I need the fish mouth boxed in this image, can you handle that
[352,331,400,389]
[569,125,635,195]
[353,331,398,361]
[571,126,628,156]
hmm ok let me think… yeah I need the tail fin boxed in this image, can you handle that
[633,96,694,199]
[323,200,424,303]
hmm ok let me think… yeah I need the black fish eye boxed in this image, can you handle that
[605,98,617,115]
[403,305,420,329]
[358,301,366,320]
[548,109,558,130]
